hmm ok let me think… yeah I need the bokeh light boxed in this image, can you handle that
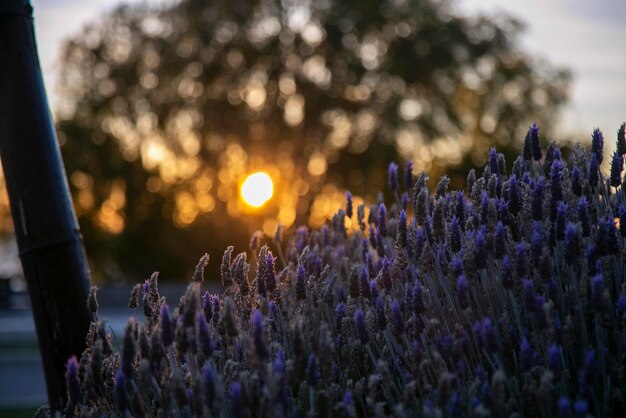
[241,172,273,208]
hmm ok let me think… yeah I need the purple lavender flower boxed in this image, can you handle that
[87,286,99,314]
[415,188,429,226]
[597,216,619,256]
[354,309,369,344]
[376,229,385,258]
[296,264,306,300]
[455,191,466,227]
[523,129,533,161]
[368,224,377,249]
[160,303,174,347]
[231,382,243,418]
[367,254,377,281]
[113,370,127,412]
[449,216,463,253]
[65,356,82,404]
[211,295,220,326]
[335,303,346,333]
[265,252,277,292]
[515,242,529,278]
[381,257,392,292]
[548,343,562,378]
[474,227,487,270]
[531,176,545,221]
[507,175,520,215]
[198,312,213,359]
[592,128,604,164]
[306,354,319,386]
[489,147,499,176]
[357,204,366,231]
[555,201,567,240]
[378,203,387,237]
[204,364,216,408]
[433,198,446,242]
[257,263,267,297]
[193,253,209,283]
[577,197,590,237]
[550,159,564,220]
[574,400,588,418]
[530,123,542,160]
[456,275,468,309]
[494,222,506,259]
[413,225,427,260]
[345,191,353,219]
[391,299,404,335]
[251,309,269,360]
[335,284,346,306]
[523,279,536,312]
[571,166,582,196]
[449,255,463,278]
[520,338,534,372]
[611,151,624,187]
[369,279,378,300]
[340,390,355,415]
[481,318,498,353]
[472,321,483,349]
[413,281,425,315]
[530,223,543,267]
[557,397,572,418]
[564,223,580,264]
[388,162,399,193]
[121,320,136,379]
[480,191,489,225]
[404,160,414,189]
[579,350,596,395]
[398,209,407,246]
[618,122,626,155]
[359,266,371,299]
[401,191,410,211]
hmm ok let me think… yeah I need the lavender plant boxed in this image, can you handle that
[51,124,626,417]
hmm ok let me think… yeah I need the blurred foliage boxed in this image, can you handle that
[48,0,569,281]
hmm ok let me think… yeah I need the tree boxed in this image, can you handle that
[51,0,569,280]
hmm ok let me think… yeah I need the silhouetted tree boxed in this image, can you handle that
[51,0,569,280]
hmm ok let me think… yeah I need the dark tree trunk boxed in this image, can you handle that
[0,0,93,411]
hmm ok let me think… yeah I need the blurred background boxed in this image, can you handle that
[0,0,624,285]
[0,0,624,412]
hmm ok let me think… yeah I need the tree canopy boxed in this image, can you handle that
[51,0,570,280]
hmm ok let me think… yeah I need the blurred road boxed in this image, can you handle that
[0,282,219,409]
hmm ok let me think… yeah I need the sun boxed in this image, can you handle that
[241,172,274,208]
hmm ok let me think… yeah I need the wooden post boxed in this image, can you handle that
[0,0,93,411]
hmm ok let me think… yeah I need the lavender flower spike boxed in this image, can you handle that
[610,151,623,187]
[345,191,353,218]
[160,303,174,347]
[65,356,82,404]
[530,123,541,161]
[404,160,414,189]
[591,128,604,164]
[251,309,269,360]
[388,162,399,192]
[306,354,319,386]
[355,309,369,344]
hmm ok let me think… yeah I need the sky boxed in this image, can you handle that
[31,0,625,140]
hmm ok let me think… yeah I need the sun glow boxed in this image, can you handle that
[241,172,273,207]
